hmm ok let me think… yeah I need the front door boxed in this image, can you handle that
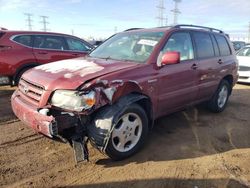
[156,32,198,117]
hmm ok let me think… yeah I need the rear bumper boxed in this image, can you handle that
[11,90,56,137]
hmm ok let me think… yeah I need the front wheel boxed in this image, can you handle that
[207,80,230,113]
[106,104,149,160]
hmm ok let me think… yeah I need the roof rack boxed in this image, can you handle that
[124,28,143,32]
[174,24,224,33]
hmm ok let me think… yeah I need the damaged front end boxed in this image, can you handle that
[12,77,145,163]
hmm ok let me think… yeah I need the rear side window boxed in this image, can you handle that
[215,35,231,56]
[65,37,92,52]
[13,35,32,47]
[33,35,66,50]
[162,32,194,61]
[193,32,214,58]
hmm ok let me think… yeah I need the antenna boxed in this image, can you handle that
[171,0,181,25]
[156,0,166,27]
[24,13,33,31]
[40,15,49,32]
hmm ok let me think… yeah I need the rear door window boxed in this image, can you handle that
[193,32,214,58]
[215,35,231,56]
[162,32,194,61]
[65,37,92,52]
[33,35,66,50]
[13,35,32,47]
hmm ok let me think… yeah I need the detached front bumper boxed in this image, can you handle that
[11,90,56,137]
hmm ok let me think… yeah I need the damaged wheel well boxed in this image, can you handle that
[87,92,153,151]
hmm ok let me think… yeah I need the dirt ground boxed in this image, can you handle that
[0,84,250,188]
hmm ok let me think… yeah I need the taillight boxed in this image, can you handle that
[0,45,12,51]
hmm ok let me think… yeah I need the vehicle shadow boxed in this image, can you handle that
[0,86,16,122]
[62,177,249,188]
[95,87,250,167]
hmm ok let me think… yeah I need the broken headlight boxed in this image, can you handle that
[50,90,96,112]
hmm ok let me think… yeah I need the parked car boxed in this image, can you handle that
[88,40,103,47]
[11,25,238,162]
[232,41,246,51]
[237,45,250,83]
[0,30,93,85]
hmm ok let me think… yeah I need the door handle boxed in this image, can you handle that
[191,63,198,70]
[218,59,223,64]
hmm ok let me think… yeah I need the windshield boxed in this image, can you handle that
[89,31,164,63]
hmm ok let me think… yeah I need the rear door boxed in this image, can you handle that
[32,35,77,64]
[192,31,221,101]
[157,31,199,116]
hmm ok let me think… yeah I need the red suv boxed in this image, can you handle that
[11,25,238,162]
[0,30,93,85]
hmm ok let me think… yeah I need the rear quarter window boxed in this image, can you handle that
[215,35,231,56]
[193,32,214,58]
[12,35,32,47]
[65,37,92,52]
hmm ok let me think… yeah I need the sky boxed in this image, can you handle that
[0,0,249,40]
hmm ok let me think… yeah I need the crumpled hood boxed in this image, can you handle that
[22,57,138,91]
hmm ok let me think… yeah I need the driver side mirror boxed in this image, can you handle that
[161,51,180,65]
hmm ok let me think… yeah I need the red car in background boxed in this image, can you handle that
[0,30,93,85]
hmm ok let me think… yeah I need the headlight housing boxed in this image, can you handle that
[50,90,96,112]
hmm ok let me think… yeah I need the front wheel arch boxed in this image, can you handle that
[87,93,151,158]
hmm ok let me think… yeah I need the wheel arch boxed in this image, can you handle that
[222,74,233,94]
[13,62,40,84]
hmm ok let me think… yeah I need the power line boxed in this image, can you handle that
[171,0,181,25]
[24,13,33,31]
[40,15,49,32]
[156,0,166,27]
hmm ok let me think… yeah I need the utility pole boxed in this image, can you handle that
[171,0,181,25]
[114,26,117,34]
[24,13,33,31]
[40,15,49,32]
[165,16,168,26]
[156,0,165,27]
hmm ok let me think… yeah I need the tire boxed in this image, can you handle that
[207,79,230,113]
[105,103,149,161]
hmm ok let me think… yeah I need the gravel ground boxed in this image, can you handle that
[0,84,250,188]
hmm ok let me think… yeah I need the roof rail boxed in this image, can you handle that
[174,24,224,33]
[124,28,143,32]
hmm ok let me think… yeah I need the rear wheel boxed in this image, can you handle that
[106,104,148,160]
[207,79,230,113]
